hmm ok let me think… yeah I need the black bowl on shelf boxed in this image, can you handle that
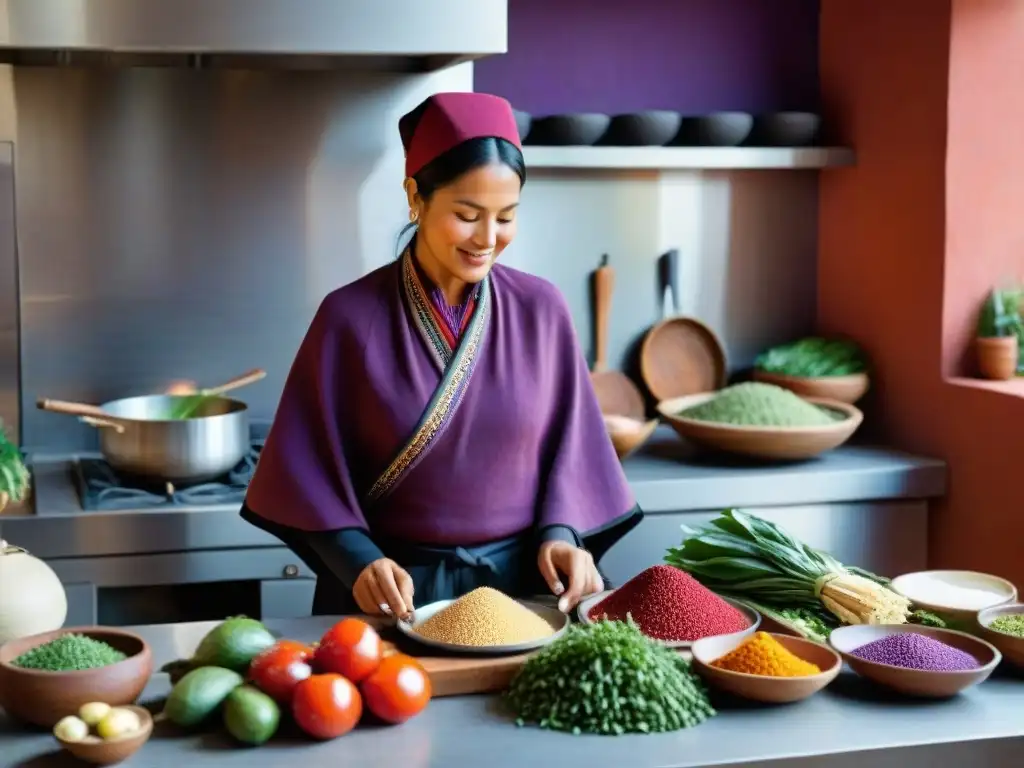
[597,110,682,146]
[671,112,754,147]
[745,112,821,147]
[524,113,611,146]
[513,109,533,143]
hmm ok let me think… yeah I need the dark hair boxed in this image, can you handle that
[397,101,526,252]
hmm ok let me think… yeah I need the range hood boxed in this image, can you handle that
[0,0,508,71]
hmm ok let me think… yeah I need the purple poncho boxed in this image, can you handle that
[245,251,636,547]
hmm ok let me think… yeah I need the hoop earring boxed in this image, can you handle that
[409,209,419,224]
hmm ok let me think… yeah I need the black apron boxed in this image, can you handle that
[241,503,639,616]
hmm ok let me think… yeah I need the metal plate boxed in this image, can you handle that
[397,598,569,655]
[577,589,761,649]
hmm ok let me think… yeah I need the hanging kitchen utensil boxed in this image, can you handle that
[165,368,267,420]
[589,255,646,419]
[639,249,728,403]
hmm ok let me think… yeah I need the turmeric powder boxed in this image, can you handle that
[710,632,821,677]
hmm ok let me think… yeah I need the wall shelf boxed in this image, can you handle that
[522,146,856,170]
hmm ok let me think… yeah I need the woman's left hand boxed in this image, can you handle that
[537,540,604,613]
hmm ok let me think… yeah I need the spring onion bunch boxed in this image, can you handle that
[665,509,911,626]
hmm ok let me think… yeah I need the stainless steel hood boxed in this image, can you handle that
[0,0,508,71]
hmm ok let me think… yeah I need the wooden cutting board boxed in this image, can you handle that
[381,638,530,697]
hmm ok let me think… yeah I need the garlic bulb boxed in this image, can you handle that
[0,539,68,643]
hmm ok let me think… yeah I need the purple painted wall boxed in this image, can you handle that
[474,0,820,116]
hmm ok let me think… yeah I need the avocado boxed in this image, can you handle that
[163,666,245,728]
[223,685,281,746]
[191,616,276,672]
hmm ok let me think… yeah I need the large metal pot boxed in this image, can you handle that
[37,370,265,483]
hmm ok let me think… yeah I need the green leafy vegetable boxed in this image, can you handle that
[0,421,29,505]
[755,337,868,377]
[505,620,714,735]
[666,509,911,625]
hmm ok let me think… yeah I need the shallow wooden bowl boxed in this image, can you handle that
[691,632,841,703]
[977,603,1024,670]
[55,705,153,765]
[0,627,153,728]
[890,570,1017,627]
[603,415,658,459]
[752,370,870,404]
[657,393,863,460]
[828,624,1000,698]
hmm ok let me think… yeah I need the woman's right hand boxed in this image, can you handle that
[352,558,415,619]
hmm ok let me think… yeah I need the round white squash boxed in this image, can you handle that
[0,539,68,643]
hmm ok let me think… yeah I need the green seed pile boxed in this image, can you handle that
[679,382,841,428]
[989,614,1024,638]
[12,634,127,672]
[505,619,715,735]
[414,587,554,646]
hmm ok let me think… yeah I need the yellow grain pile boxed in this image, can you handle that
[414,587,555,646]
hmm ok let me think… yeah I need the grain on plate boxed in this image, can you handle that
[413,587,553,646]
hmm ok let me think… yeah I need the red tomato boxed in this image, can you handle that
[315,618,382,682]
[361,653,432,725]
[292,674,363,740]
[248,640,314,704]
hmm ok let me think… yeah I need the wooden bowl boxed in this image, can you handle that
[691,632,841,703]
[890,570,1017,627]
[752,370,870,405]
[977,603,1024,669]
[656,394,863,460]
[602,415,658,459]
[55,705,153,765]
[640,316,728,403]
[829,624,1001,698]
[0,627,153,728]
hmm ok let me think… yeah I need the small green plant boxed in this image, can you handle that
[976,287,1024,374]
[0,421,28,505]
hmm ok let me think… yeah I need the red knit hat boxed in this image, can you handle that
[400,92,521,178]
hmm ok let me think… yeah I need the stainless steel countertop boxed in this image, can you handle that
[0,427,946,561]
[1,616,1020,768]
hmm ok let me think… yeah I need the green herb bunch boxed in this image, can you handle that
[505,620,714,735]
[666,509,911,626]
[755,337,867,377]
[0,421,29,505]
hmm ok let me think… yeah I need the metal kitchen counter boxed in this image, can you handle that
[1,427,946,561]
[2,616,1020,768]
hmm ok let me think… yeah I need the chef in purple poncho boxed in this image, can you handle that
[241,92,642,620]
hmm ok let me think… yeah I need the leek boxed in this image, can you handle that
[665,509,911,626]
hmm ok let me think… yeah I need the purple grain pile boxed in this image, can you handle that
[851,633,980,671]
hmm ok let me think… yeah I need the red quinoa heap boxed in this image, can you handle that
[589,565,751,642]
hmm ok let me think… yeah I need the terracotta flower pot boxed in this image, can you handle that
[976,336,1019,380]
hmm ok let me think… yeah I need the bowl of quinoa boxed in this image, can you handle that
[977,602,1024,670]
[657,382,863,460]
[0,627,153,727]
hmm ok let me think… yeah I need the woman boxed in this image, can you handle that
[241,92,641,620]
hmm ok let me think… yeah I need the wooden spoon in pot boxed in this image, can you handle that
[590,255,646,419]
[166,368,267,419]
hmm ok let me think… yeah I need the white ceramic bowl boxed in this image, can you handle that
[891,570,1016,624]
[397,598,568,655]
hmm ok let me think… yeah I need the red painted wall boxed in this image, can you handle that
[818,0,1024,586]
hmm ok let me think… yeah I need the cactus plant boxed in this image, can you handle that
[0,421,28,508]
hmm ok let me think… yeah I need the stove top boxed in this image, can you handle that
[73,440,263,511]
